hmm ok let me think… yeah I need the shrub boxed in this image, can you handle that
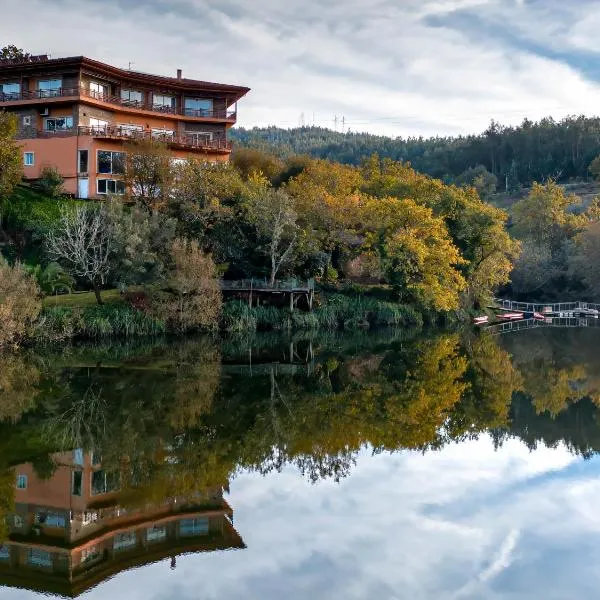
[33,166,65,198]
[151,239,222,333]
[0,257,41,347]
[222,301,258,333]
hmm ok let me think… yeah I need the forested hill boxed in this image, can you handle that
[231,116,600,189]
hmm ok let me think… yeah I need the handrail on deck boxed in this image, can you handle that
[221,278,315,291]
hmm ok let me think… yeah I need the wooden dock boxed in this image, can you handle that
[221,278,316,311]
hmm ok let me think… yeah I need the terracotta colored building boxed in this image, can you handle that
[0,451,245,597]
[0,54,250,198]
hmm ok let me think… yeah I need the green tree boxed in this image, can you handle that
[0,45,29,60]
[0,113,22,210]
[0,257,41,347]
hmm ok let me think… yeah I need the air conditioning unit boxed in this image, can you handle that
[39,107,49,116]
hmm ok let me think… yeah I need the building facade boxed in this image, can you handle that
[0,55,250,198]
[0,450,244,596]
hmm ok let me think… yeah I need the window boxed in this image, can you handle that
[27,548,52,568]
[16,474,27,489]
[91,451,102,465]
[121,89,143,105]
[151,128,175,140]
[38,79,62,97]
[117,123,143,137]
[80,545,101,564]
[152,94,175,111]
[0,82,20,98]
[184,97,213,116]
[35,512,66,528]
[72,471,82,496]
[97,150,125,174]
[44,117,73,131]
[23,152,34,166]
[0,546,9,562]
[97,179,126,195]
[78,150,88,174]
[13,515,23,528]
[146,525,167,543]
[91,469,119,495]
[180,517,209,537]
[89,118,108,133]
[186,132,213,147]
[113,531,137,551]
[89,81,109,99]
[22,115,31,126]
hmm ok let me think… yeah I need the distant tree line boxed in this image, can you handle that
[231,116,600,190]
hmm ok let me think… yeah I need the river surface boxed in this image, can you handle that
[1,327,600,599]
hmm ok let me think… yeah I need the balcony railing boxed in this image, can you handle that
[77,125,232,151]
[0,86,237,121]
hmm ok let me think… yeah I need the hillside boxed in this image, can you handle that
[231,116,600,190]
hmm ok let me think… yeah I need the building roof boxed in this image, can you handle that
[0,55,250,102]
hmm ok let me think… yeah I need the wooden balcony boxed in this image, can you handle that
[0,87,237,122]
[78,126,232,152]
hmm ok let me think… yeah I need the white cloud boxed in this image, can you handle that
[18,435,598,600]
[1,1,600,135]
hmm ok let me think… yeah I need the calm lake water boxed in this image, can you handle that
[1,327,600,599]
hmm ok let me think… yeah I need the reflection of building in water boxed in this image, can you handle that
[0,451,245,597]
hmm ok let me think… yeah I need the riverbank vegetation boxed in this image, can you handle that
[0,109,521,346]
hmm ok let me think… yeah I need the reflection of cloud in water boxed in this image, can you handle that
[22,435,593,600]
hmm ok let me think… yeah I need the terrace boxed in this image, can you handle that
[0,86,237,122]
[34,125,233,152]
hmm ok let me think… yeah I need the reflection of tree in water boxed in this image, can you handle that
[0,353,40,423]
[7,329,600,507]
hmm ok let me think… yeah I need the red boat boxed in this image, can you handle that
[496,312,524,321]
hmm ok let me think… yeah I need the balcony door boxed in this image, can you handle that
[184,98,213,117]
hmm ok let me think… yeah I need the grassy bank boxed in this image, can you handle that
[222,295,423,333]
[31,291,423,343]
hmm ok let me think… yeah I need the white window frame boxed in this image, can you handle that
[151,128,175,140]
[16,474,27,489]
[97,150,126,175]
[44,116,74,131]
[97,178,126,196]
[89,81,109,99]
[117,123,143,137]
[89,118,108,134]
[22,115,31,126]
[23,152,34,166]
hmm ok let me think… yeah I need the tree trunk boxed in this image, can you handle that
[93,284,103,305]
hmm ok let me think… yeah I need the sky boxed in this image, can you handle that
[4,435,600,600]
[3,0,600,136]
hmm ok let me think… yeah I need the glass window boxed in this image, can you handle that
[96,179,125,196]
[78,150,88,173]
[118,124,143,137]
[72,471,82,496]
[44,117,73,131]
[146,525,167,543]
[89,118,108,133]
[152,94,175,111]
[121,89,143,105]
[97,179,107,195]
[23,152,34,166]
[180,517,209,537]
[89,81,109,99]
[0,546,10,561]
[91,469,119,494]
[151,128,175,140]
[1,82,20,98]
[27,548,52,567]
[80,545,101,564]
[16,474,27,489]
[97,151,125,175]
[36,512,66,528]
[184,98,213,116]
[38,79,62,97]
[113,531,137,551]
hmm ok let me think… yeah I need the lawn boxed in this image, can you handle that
[42,289,123,308]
